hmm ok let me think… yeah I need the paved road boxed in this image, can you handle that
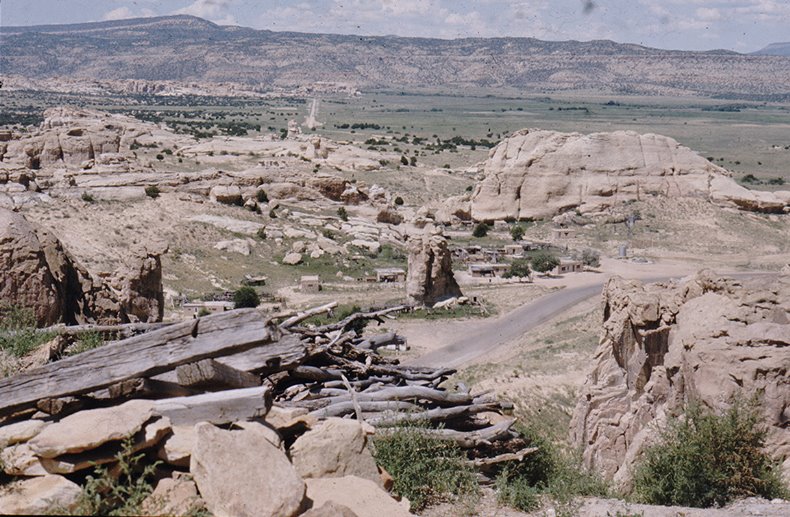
[410,271,772,369]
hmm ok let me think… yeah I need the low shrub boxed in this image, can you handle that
[372,424,478,511]
[633,401,788,508]
[0,306,54,358]
[233,287,260,309]
[144,185,160,199]
[472,222,489,238]
[66,330,104,356]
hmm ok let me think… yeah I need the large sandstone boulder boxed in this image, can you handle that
[471,129,790,220]
[190,422,305,517]
[0,208,165,326]
[570,271,790,489]
[305,476,411,517]
[290,418,380,483]
[406,227,462,305]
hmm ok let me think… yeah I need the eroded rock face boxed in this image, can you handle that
[471,129,790,220]
[406,227,462,305]
[570,271,790,489]
[0,208,165,326]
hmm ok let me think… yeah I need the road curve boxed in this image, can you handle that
[409,271,772,369]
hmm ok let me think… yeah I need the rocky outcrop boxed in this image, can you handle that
[1,106,180,170]
[406,226,462,305]
[471,129,790,220]
[0,208,165,326]
[570,271,790,489]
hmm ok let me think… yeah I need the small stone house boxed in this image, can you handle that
[374,268,406,283]
[555,258,583,275]
[469,263,510,278]
[183,301,235,317]
[300,275,322,293]
[551,228,576,240]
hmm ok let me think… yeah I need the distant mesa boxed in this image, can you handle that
[751,42,790,56]
[2,15,789,98]
[470,128,790,221]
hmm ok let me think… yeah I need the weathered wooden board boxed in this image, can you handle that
[0,309,280,417]
[152,386,272,425]
[176,359,261,389]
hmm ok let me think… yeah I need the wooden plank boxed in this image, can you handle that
[152,386,272,425]
[0,309,278,417]
[176,359,261,390]
[152,334,308,383]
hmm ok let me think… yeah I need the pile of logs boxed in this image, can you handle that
[0,303,532,474]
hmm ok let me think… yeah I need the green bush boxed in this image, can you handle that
[233,287,260,309]
[510,225,525,241]
[496,425,609,512]
[0,307,54,358]
[256,227,267,240]
[337,206,349,221]
[372,425,478,510]
[504,258,531,279]
[580,249,600,268]
[633,401,788,508]
[58,437,163,516]
[472,222,489,238]
[400,155,409,166]
[394,196,404,206]
[81,191,95,203]
[144,185,160,199]
[256,189,268,203]
[531,251,560,275]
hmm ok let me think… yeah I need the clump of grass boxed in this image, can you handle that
[0,306,54,358]
[372,424,478,511]
[633,401,788,508]
[66,330,104,356]
[496,425,609,514]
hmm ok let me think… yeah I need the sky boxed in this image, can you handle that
[2,0,789,53]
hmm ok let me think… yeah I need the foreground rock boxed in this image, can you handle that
[290,418,380,483]
[570,271,790,489]
[190,422,306,517]
[0,208,165,325]
[471,129,790,220]
[305,476,411,517]
[0,475,81,514]
[406,226,462,305]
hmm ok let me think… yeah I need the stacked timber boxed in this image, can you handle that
[0,304,531,515]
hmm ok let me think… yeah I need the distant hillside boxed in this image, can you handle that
[2,15,790,98]
[752,42,790,56]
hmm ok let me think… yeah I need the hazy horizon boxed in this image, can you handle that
[2,1,789,54]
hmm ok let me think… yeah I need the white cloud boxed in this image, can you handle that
[102,6,156,21]
[103,7,134,21]
[175,0,238,25]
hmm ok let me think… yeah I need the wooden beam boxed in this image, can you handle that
[279,302,338,329]
[176,359,261,390]
[0,309,277,417]
[152,386,272,425]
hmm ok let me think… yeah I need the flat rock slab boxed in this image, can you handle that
[290,418,380,483]
[0,419,48,447]
[29,399,154,458]
[191,422,305,517]
[0,475,81,515]
[302,501,359,517]
[305,476,412,517]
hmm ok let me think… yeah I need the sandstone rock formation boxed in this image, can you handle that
[0,208,165,326]
[190,422,306,517]
[471,129,790,221]
[406,226,462,305]
[290,418,381,483]
[570,271,790,489]
[1,106,185,170]
[0,475,81,514]
[305,476,411,517]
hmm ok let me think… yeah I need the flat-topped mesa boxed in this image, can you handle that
[470,129,790,221]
